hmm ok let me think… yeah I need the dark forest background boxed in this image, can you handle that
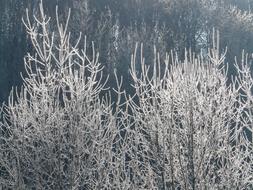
[1,0,253,103]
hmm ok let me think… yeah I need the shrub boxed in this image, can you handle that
[0,1,252,189]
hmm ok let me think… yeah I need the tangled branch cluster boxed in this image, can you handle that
[0,2,252,189]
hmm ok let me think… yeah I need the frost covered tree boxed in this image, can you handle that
[0,1,253,190]
[0,2,128,189]
[128,31,253,189]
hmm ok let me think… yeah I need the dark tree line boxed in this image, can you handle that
[1,0,253,103]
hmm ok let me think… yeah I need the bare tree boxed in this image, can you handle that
[0,1,253,190]
[0,1,125,189]
[128,31,253,189]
